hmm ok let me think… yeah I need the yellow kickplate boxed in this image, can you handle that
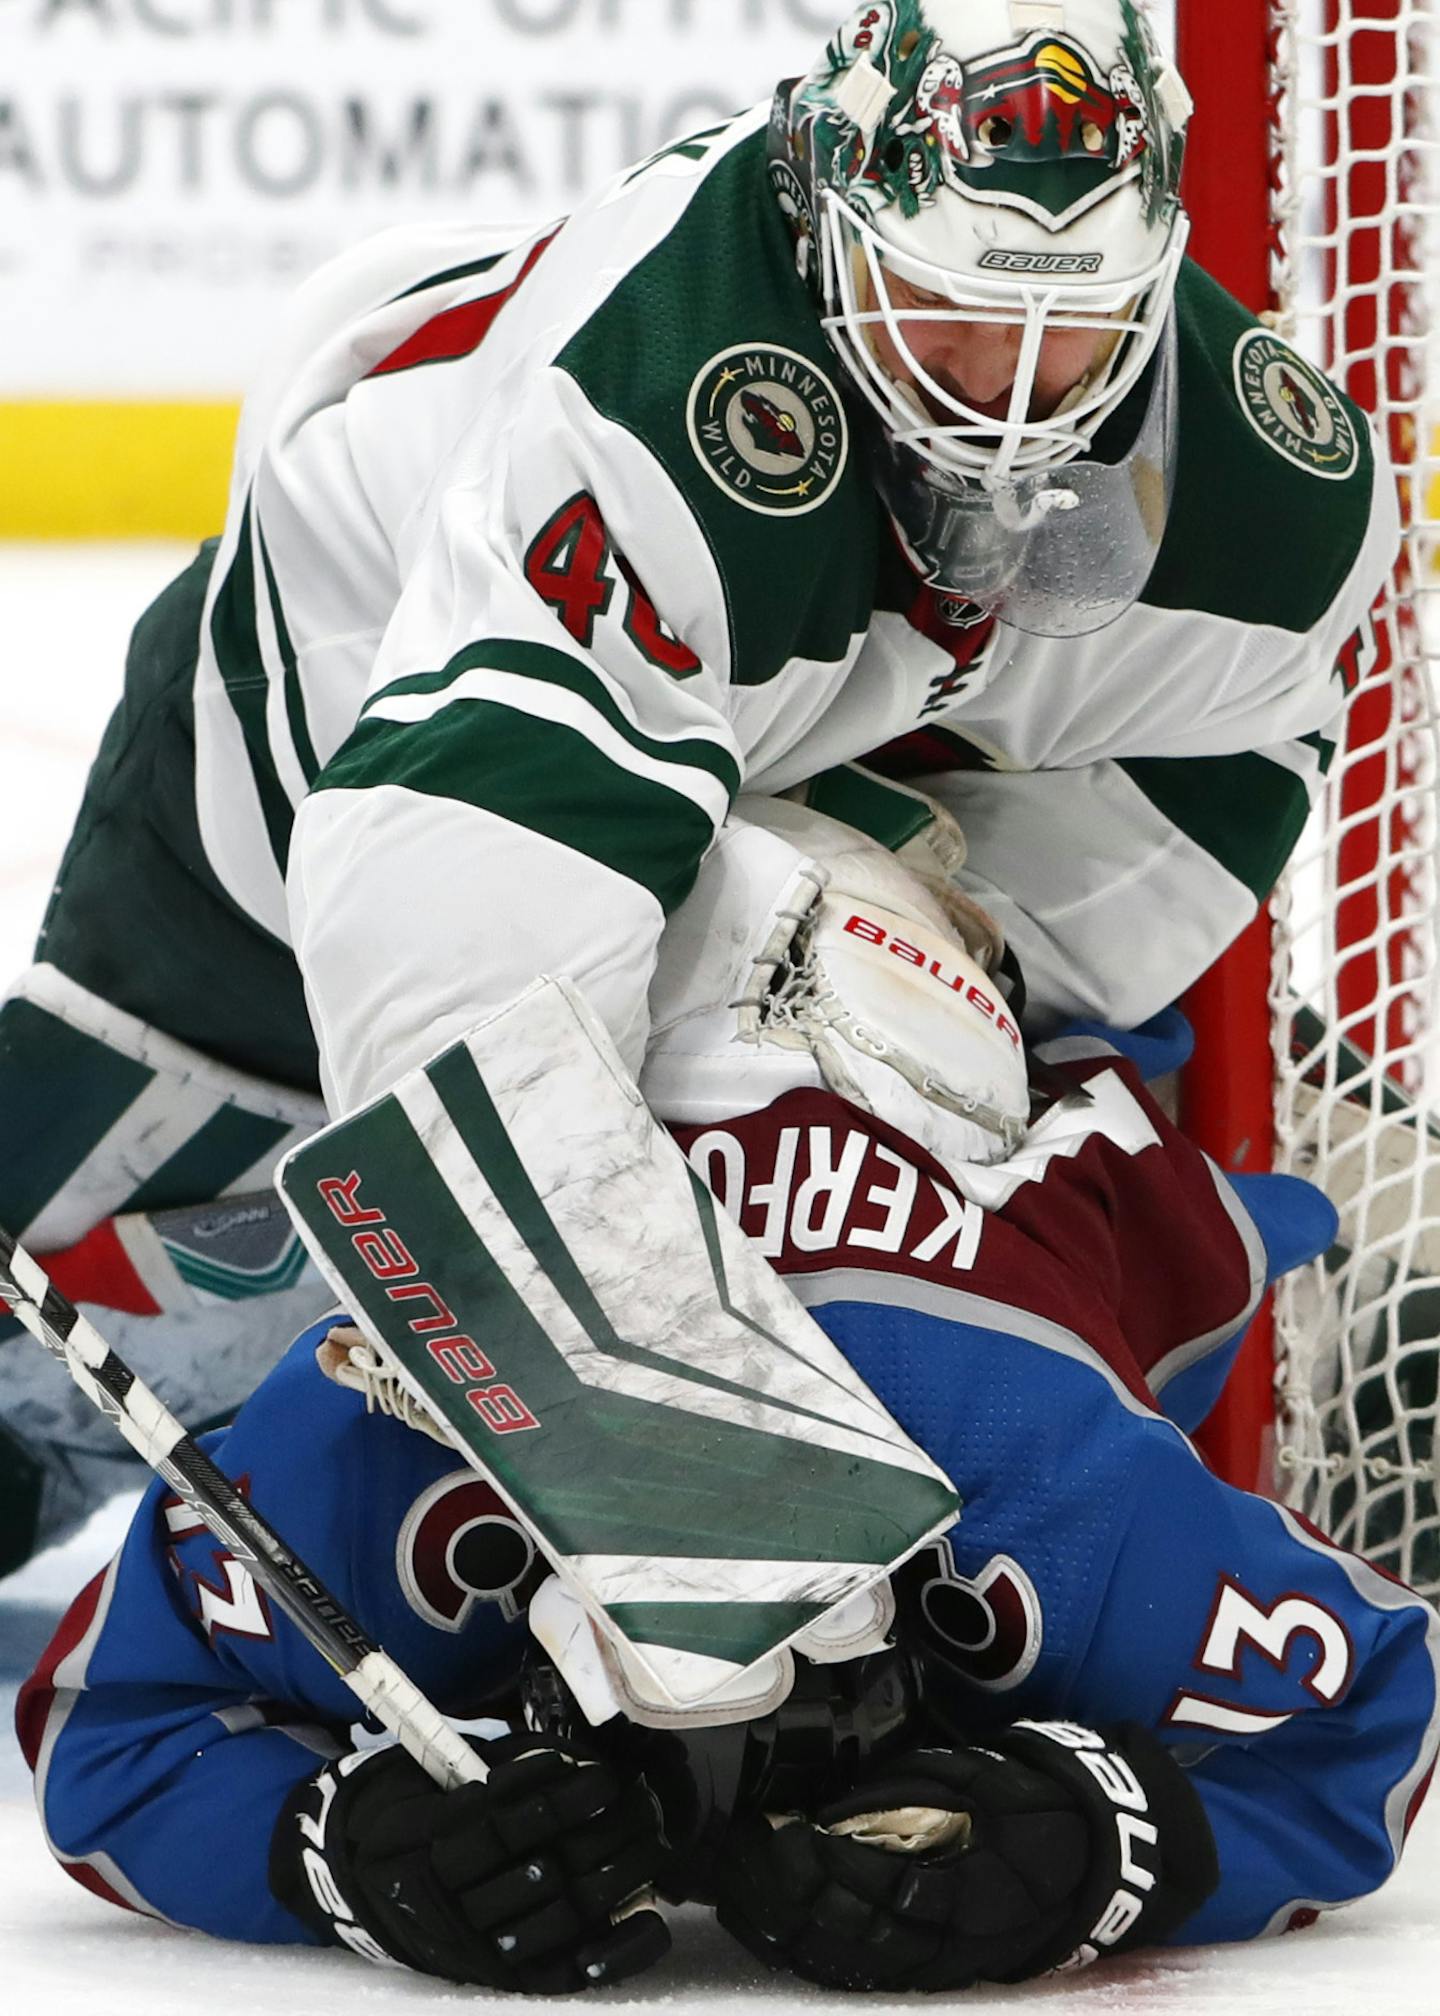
[0,402,239,539]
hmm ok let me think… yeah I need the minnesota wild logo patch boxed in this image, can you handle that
[1233,329,1360,480]
[687,344,848,515]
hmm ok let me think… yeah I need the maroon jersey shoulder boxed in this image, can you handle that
[670,1050,1258,1405]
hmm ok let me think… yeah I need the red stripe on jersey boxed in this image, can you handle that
[862,613,995,780]
[1279,1506,1437,1845]
[1290,1507,1427,1596]
[366,230,559,379]
[15,1567,109,1772]
[865,724,991,781]
[16,1563,147,1916]
[44,1216,161,1318]
[54,1859,139,1917]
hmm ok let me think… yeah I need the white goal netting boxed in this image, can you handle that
[1265,0,1440,1594]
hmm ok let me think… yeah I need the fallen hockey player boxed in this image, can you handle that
[16,805,1439,1996]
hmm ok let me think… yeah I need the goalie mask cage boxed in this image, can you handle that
[1178,0,1440,1596]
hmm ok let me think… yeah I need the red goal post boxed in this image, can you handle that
[1177,0,1440,1596]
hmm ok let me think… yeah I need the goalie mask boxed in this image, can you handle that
[770,0,1192,635]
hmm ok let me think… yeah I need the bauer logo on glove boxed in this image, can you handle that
[644,791,1034,1177]
[743,839,1031,1171]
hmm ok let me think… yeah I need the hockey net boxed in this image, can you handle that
[1179,0,1440,1596]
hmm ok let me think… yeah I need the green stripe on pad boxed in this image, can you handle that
[123,1106,296,1218]
[281,1049,952,1594]
[169,1241,311,1301]
[0,996,155,1241]
[297,1081,920,1562]
[299,1082,581,1437]
[419,1041,950,1561]
[606,1599,825,1661]
[427,1044,896,1438]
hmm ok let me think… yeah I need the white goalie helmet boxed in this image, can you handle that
[770,1,1193,633]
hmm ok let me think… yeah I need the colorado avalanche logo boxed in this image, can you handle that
[900,1537,1043,1692]
[687,344,849,516]
[397,1471,541,1632]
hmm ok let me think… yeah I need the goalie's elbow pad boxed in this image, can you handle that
[268,1736,670,1993]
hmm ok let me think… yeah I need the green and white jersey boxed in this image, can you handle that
[191,103,1395,1112]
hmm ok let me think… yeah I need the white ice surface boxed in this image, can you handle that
[3,542,1440,2006]
[1,1661,1438,2016]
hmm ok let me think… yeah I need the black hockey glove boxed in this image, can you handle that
[269,1733,671,1993]
[715,1719,1218,1993]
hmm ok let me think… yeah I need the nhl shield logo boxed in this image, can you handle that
[1232,329,1359,480]
[687,344,849,515]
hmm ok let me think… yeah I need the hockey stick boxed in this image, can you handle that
[0,1223,484,1792]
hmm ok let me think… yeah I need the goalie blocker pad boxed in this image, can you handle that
[277,978,958,1717]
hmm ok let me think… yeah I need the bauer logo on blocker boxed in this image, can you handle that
[688,344,848,515]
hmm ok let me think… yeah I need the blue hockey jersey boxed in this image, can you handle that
[17,1024,1440,1958]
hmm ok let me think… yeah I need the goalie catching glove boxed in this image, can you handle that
[269,1734,670,1993]
[642,791,1030,1175]
[715,1719,1218,1992]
